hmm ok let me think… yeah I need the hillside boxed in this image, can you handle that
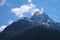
[0,24,60,40]
[0,11,60,40]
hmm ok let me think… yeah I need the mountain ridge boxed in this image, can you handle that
[0,11,60,40]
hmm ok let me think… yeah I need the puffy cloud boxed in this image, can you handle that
[11,0,44,18]
[12,4,35,17]
[11,3,44,17]
[30,8,44,15]
[0,0,6,6]
[0,25,7,32]
[8,20,14,25]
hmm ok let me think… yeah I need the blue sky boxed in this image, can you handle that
[0,0,60,27]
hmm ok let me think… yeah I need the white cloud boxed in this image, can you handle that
[11,0,44,18]
[0,25,7,32]
[8,20,14,25]
[30,8,41,15]
[0,0,6,6]
[12,4,35,17]
[30,8,44,15]
[28,0,32,3]
[11,3,44,17]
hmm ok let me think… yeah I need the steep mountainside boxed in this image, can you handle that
[0,23,60,40]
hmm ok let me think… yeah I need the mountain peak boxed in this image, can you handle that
[34,11,41,15]
[33,8,44,15]
[31,11,54,23]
